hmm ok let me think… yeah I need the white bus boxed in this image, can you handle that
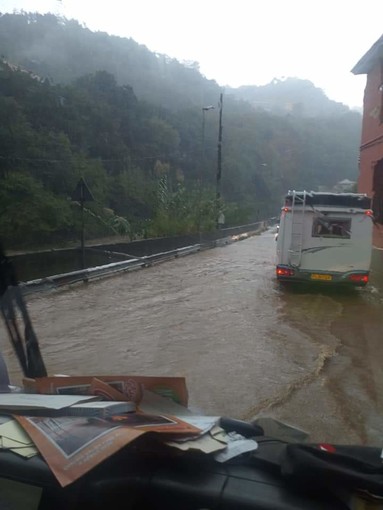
[275,191,373,286]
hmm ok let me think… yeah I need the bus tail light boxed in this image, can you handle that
[276,266,295,277]
[348,274,369,283]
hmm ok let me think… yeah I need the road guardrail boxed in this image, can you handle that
[21,220,269,294]
[22,244,201,294]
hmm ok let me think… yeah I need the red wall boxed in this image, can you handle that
[358,61,383,248]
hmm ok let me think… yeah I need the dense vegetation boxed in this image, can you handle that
[0,12,362,249]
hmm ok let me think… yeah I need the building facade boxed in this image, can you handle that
[352,35,383,251]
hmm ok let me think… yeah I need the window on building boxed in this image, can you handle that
[312,218,351,239]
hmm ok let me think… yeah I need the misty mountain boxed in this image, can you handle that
[0,12,353,117]
[0,11,219,111]
[230,78,349,117]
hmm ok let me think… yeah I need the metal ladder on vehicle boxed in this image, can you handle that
[288,190,306,267]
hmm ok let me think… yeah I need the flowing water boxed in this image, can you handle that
[1,229,383,445]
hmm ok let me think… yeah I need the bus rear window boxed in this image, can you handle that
[312,218,351,239]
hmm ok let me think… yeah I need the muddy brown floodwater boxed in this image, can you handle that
[1,229,383,445]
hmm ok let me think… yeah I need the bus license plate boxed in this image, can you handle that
[311,274,332,281]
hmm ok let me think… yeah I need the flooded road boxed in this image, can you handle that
[1,230,383,445]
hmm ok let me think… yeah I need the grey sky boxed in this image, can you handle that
[1,0,382,107]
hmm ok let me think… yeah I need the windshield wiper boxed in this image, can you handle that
[0,243,47,379]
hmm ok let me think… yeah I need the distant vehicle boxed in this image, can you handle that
[275,191,373,286]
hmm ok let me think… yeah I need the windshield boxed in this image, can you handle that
[0,0,383,451]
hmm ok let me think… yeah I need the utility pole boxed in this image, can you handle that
[216,92,223,229]
[200,105,215,236]
[201,105,215,175]
[71,178,94,270]
[80,196,85,269]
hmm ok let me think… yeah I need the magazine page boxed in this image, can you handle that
[23,375,188,406]
[89,378,133,402]
[15,412,200,487]
[15,415,143,487]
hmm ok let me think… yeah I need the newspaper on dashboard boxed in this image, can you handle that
[16,375,194,486]
[15,411,200,487]
[23,375,188,406]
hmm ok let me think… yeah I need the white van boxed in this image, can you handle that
[276,191,373,286]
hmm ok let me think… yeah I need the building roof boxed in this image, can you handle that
[352,34,383,75]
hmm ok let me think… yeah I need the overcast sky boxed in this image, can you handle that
[1,0,382,108]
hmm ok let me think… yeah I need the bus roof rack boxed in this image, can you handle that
[285,191,371,209]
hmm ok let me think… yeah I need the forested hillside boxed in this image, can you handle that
[0,12,362,249]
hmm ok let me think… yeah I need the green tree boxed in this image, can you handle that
[0,173,73,247]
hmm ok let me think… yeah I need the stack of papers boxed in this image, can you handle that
[3,376,260,487]
[139,390,258,460]
[0,393,99,411]
[0,419,38,458]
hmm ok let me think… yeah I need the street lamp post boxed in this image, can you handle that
[199,105,215,236]
[216,92,224,229]
[201,105,215,172]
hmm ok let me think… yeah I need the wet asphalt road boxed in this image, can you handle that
[1,229,383,445]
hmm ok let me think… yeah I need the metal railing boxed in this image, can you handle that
[22,245,201,294]
[21,221,269,294]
